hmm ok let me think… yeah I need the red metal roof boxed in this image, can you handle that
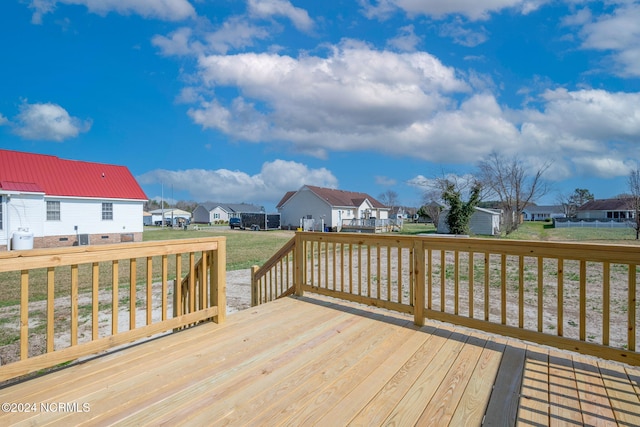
[0,149,147,200]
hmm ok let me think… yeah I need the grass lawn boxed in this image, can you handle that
[143,226,295,270]
[504,221,640,245]
[399,220,640,245]
[1,223,637,308]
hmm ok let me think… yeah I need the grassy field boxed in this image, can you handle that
[399,221,640,245]
[1,222,638,309]
[144,226,295,270]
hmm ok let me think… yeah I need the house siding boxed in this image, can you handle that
[280,189,333,229]
[438,208,500,235]
[192,205,211,224]
[211,207,228,222]
[1,195,143,250]
[577,209,634,220]
[278,185,390,232]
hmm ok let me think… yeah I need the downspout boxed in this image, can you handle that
[5,195,10,251]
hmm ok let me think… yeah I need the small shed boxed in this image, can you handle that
[437,207,501,236]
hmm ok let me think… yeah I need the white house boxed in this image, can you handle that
[437,207,501,236]
[149,208,192,226]
[277,185,389,231]
[192,203,263,224]
[576,198,635,220]
[522,205,565,221]
[0,149,147,251]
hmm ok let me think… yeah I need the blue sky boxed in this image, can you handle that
[1,0,640,211]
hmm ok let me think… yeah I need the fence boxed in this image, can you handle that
[0,237,225,381]
[554,218,634,228]
[252,232,640,365]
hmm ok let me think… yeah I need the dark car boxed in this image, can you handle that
[229,217,242,229]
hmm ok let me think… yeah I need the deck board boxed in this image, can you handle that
[518,347,550,425]
[548,349,583,426]
[483,341,527,426]
[1,294,639,426]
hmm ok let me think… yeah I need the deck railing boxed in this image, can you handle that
[253,232,640,365]
[251,237,296,305]
[0,237,225,382]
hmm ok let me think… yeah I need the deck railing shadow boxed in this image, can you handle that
[0,237,226,382]
[252,232,640,366]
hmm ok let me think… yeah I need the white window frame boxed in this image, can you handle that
[102,202,113,221]
[47,200,61,221]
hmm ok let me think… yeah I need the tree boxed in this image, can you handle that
[557,188,594,218]
[418,198,443,226]
[378,190,399,209]
[477,152,551,234]
[442,181,482,235]
[628,169,640,240]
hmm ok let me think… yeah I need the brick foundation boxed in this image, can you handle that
[3,232,142,251]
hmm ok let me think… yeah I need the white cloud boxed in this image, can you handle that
[360,0,550,21]
[182,41,640,182]
[375,176,397,186]
[12,102,92,141]
[188,42,469,157]
[151,15,640,183]
[28,0,56,24]
[514,88,640,179]
[523,88,640,146]
[572,157,635,179]
[152,28,202,57]
[438,18,488,47]
[29,0,195,22]
[386,25,421,51]
[248,0,314,32]
[204,16,271,54]
[568,3,640,77]
[137,159,337,203]
[0,114,8,126]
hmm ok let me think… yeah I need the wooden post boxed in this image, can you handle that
[294,233,304,297]
[20,270,29,360]
[212,238,226,324]
[413,240,425,327]
[629,264,636,352]
[251,265,259,306]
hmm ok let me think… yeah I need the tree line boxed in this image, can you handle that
[411,152,640,239]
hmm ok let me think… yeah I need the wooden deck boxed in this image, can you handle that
[2,295,640,426]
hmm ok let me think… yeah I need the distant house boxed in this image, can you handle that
[389,206,417,220]
[149,208,192,226]
[437,207,501,236]
[576,198,635,220]
[0,149,147,251]
[192,203,263,224]
[277,185,389,231]
[143,211,153,226]
[522,205,566,221]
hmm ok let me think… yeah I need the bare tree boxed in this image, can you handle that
[420,189,443,226]
[556,188,594,218]
[417,175,478,228]
[377,190,399,209]
[477,152,551,234]
[628,169,640,240]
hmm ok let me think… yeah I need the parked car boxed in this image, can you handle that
[229,217,242,229]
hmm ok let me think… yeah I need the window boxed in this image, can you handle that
[102,202,113,220]
[0,196,3,230]
[47,201,61,221]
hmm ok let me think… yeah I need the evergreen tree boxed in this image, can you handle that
[442,182,481,235]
